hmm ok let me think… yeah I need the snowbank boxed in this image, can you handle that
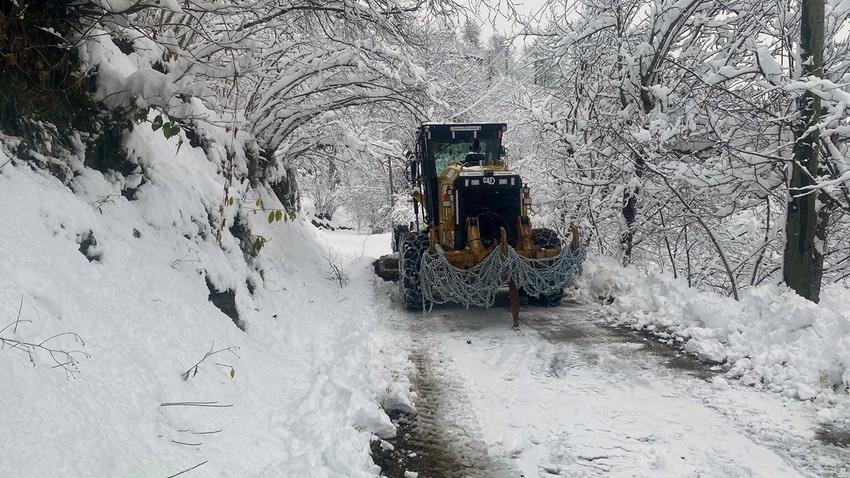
[0,122,407,475]
[0,28,412,476]
[577,255,850,403]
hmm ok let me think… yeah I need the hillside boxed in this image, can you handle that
[0,135,408,476]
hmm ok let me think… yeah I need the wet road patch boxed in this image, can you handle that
[521,303,721,381]
[604,325,721,381]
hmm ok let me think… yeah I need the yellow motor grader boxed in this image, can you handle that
[379,123,583,324]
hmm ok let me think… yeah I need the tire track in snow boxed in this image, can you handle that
[369,279,515,478]
[380,335,513,478]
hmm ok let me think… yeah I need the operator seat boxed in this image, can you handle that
[464,152,486,166]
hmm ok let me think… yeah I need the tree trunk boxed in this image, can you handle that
[621,152,645,265]
[783,0,825,302]
[262,146,300,212]
[620,69,653,266]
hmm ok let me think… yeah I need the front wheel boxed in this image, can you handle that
[531,228,561,249]
[391,224,410,253]
[399,232,430,310]
[526,227,564,306]
[526,292,563,307]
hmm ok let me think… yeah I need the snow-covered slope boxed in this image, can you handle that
[0,127,407,476]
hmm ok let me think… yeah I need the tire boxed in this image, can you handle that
[391,224,410,253]
[527,227,564,306]
[399,232,430,310]
[526,292,563,307]
[531,228,561,249]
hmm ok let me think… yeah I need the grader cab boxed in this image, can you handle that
[379,123,584,324]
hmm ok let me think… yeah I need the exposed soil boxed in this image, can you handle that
[816,426,850,448]
[372,347,511,478]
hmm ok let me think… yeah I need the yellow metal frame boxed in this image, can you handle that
[428,162,580,270]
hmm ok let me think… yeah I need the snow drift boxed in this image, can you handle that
[578,255,850,404]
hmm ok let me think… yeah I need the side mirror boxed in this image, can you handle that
[409,160,420,182]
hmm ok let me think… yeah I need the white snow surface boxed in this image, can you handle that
[578,255,850,403]
[0,133,409,476]
[416,309,813,478]
[2,8,848,477]
[3,126,849,476]
[367,255,850,477]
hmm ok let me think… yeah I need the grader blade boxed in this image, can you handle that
[375,253,400,282]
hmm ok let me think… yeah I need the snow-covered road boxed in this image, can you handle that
[322,229,849,478]
[387,298,850,478]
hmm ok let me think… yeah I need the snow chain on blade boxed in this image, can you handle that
[419,244,587,310]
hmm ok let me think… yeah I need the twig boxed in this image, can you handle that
[171,440,202,446]
[324,254,349,288]
[0,318,31,335]
[170,247,201,269]
[91,195,116,214]
[182,429,223,435]
[181,342,240,380]
[0,326,89,378]
[14,295,23,333]
[165,460,208,478]
[160,401,233,408]
[358,234,372,260]
[39,331,86,347]
[333,263,344,288]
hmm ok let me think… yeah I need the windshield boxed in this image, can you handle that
[433,138,501,173]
